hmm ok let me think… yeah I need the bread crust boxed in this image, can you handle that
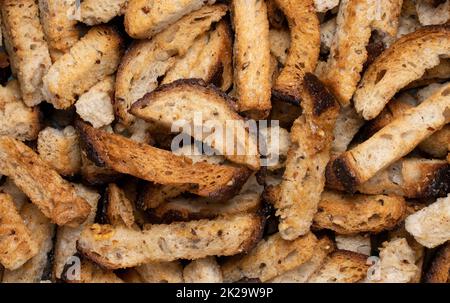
[79,0,128,26]
[425,242,450,283]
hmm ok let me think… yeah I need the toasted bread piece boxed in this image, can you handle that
[69,259,123,283]
[259,125,291,170]
[116,4,228,126]
[272,0,320,105]
[75,76,115,129]
[232,0,271,118]
[135,261,184,283]
[125,0,216,39]
[320,18,337,54]
[269,28,290,66]
[270,237,334,283]
[275,73,339,240]
[2,204,55,283]
[425,242,450,283]
[371,0,404,46]
[138,183,192,210]
[53,185,99,279]
[80,151,120,186]
[332,106,365,155]
[312,191,406,235]
[42,26,123,109]
[336,235,372,256]
[38,0,80,61]
[419,125,450,158]
[0,177,28,210]
[37,126,81,177]
[0,137,91,226]
[405,194,450,248]
[354,25,450,120]
[314,0,339,12]
[0,80,40,141]
[106,184,135,229]
[131,79,260,170]
[78,212,264,269]
[222,232,317,282]
[184,257,223,283]
[77,121,250,201]
[79,0,128,26]
[268,98,302,129]
[327,83,450,192]
[410,58,450,88]
[0,0,52,106]
[0,194,38,270]
[266,0,286,29]
[163,20,233,91]
[416,0,450,25]
[307,250,369,283]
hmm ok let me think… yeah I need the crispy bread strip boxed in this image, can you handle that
[116,4,228,126]
[183,257,223,283]
[131,79,260,170]
[0,0,52,106]
[2,204,55,283]
[68,259,123,283]
[307,250,369,283]
[335,235,371,256]
[272,0,320,105]
[38,0,80,61]
[134,262,184,283]
[371,0,404,46]
[312,191,406,235]
[42,25,123,109]
[354,25,450,120]
[80,152,120,186]
[78,212,264,269]
[0,194,38,270]
[232,0,271,118]
[327,83,450,192]
[0,137,91,227]
[138,183,192,210]
[416,0,450,26]
[76,121,250,201]
[106,184,136,229]
[332,106,365,155]
[269,28,290,66]
[419,125,450,158]
[275,73,339,240]
[425,242,450,283]
[79,0,128,26]
[222,232,317,282]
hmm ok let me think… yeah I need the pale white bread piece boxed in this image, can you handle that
[42,25,123,109]
[0,80,40,141]
[79,0,128,26]
[270,237,334,283]
[2,204,55,283]
[417,82,447,102]
[259,125,290,170]
[320,17,337,54]
[416,0,450,25]
[115,4,228,126]
[0,177,28,210]
[135,261,184,283]
[232,0,271,119]
[307,250,369,283]
[397,11,422,38]
[354,25,450,120]
[405,194,450,248]
[371,0,404,46]
[332,106,365,155]
[77,212,265,269]
[183,257,223,283]
[106,183,136,229]
[69,259,123,283]
[314,0,339,12]
[76,121,251,201]
[425,242,450,283]
[0,0,52,106]
[37,126,81,177]
[38,0,80,62]
[130,79,260,170]
[272,0,320,105]
[0,193,38,270]
[275,73,339,240]
[312,191,406,235]
[0,137,91,227]
[75,76,115,129]
[336,235,372,256]
[327,83,450,192]
[418,125,450,158]
[269,29,290,66]
[162,20,233,92]
[409,58,450,88]
[53,185,99,279]
[125,0,216,39]
[221,232,317,282]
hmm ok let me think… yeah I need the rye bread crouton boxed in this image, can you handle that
[183,257,223,283]
[0,0,52,106]
[425,242,450,283]
[79,0,128,26]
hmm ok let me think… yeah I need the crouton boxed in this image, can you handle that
[269,28,290,66]
[327,83,450,192]
[259,125,290,170]
[106,183,136,229]
[0,80,40,141]
[78,212,265,269]
[405,194,450,248]
[416,0,450,26]
[183,257,223,283]
[0,193,38,270]
[135,262,184,283]
[320,18,336,54]
[275,73,339,240]
[312,191,406,235]
[232,0,271,119]
[419,125,450,158]
[131,79,260,170]
[272,0,320,105]
[80,152,120,186]
[425,242,450,283]
[222,232,317,282]
[332,106,365,155]
[69,259,124,283]
[371,0,404,46]
[79,0,128,26]
[0,177,28,210]
[314,0,339,12]
[38,0,80,61]
[0,0,52,106]
[0,137,91,226]
[37,126,81,176]
[354,25,450,120]
[336,235,372,256]
[2,204,55,283]
[42,25,123,109]
[266,0,286,29]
